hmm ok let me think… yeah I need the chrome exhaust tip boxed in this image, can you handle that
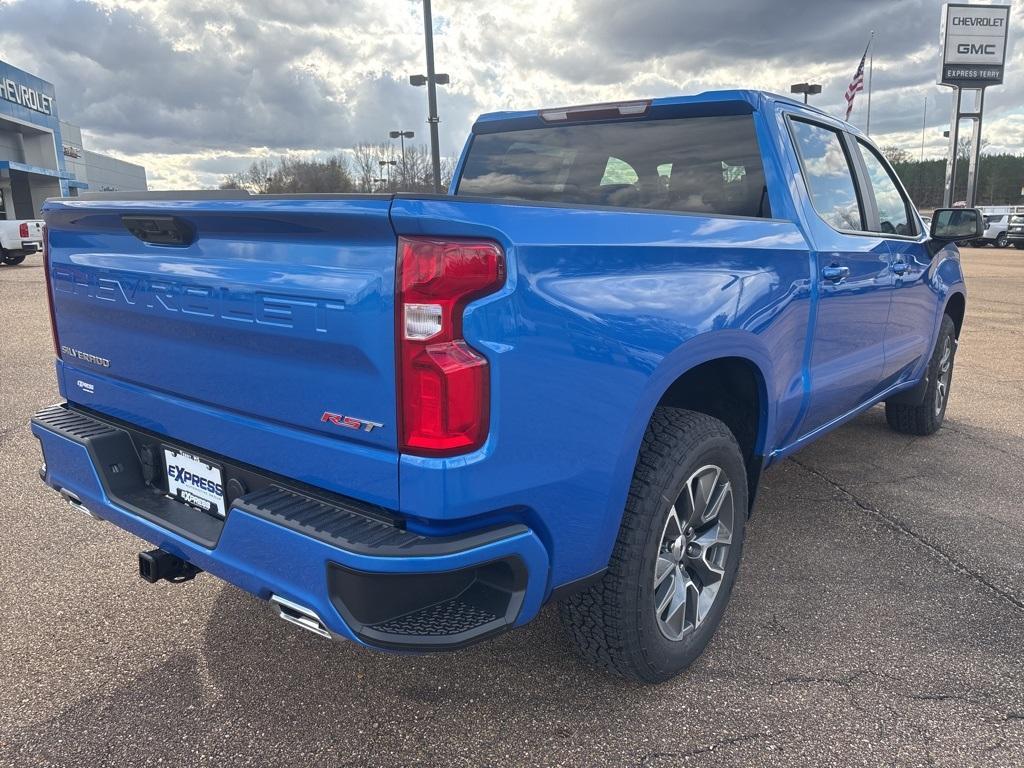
[59,488,99,519]
[270,595,332,639]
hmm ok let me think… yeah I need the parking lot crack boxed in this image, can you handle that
[941,422,1024,462]
[787,456,1024,614]
[638,732,767,764]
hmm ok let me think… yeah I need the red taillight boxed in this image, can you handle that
[42,224,60,356]
[397,236,505,456]
[19,222,29,238]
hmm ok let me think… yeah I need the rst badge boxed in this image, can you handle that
[321,411,383,433]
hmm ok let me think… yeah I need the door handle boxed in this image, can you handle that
[891,261,910,276]
[822,265,850,283]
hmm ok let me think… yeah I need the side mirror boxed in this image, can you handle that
[930,208,983,242]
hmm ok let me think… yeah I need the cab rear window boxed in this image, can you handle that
[456,115,770,218]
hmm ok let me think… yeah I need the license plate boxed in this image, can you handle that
[163,448,226,518]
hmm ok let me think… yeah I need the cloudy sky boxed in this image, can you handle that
[3,0,1021,189]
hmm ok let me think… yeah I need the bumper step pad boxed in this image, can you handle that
[235,484,528,557]
[372,599,501,637]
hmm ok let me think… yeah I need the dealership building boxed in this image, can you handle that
[0,60,146,219]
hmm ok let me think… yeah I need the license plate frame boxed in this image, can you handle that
[162,447,227,518]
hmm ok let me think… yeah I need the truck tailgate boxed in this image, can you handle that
[43,196,400,507]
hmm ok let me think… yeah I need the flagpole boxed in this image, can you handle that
[866,31,875,136]
[920,96,928,162]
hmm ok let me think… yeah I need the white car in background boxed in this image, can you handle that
[980,213,1011,248]
[0,219,43,265]
[976,206,1024,249]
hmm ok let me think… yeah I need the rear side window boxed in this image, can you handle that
[789,119,863,231]
[857,141,915,236]
[457,115,770,218]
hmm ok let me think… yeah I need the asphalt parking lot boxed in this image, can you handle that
[1,247,1022,767]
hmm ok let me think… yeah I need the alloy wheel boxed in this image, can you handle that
[653,464,734,641]
[935,335,953,416]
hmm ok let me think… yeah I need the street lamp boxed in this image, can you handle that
[409,74,449,87]
[379,159,397,189]
[409,0,449,193]
[790,82,822,104]
[389,130,415,189]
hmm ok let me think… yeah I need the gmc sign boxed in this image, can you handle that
[940,3,1010,87]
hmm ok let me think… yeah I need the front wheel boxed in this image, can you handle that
[885,314,956,435]
[559,408,747,683]
[996,233,1009,249]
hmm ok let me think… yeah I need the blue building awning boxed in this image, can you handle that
[0,159,76,180]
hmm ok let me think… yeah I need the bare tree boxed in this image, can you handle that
[218,158,275,194]
[351,143,382,192]
[881,145,912,165]
[956,135,991,160]
[274,155,354,193]
[218,145,459,195]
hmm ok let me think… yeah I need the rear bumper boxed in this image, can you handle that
[1,241,40,255]
[31,404,550,651]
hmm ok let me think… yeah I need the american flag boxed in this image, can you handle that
[844,41,870,120]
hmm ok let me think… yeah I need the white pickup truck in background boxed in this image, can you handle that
[976,205,1024,249]
[0,219,44,265]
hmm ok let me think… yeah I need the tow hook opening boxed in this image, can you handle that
[270,594,332,639]
[138,548,202,584]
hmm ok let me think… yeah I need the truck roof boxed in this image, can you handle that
[473,89,850,134]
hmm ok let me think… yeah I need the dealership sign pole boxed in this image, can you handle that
[939,3,1010,207]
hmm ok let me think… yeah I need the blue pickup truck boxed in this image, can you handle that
[34,90,980,683]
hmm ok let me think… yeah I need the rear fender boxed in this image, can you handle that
[608,331,775,519]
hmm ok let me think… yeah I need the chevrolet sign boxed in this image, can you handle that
[940,3,1011,87]
[0,77,54,115]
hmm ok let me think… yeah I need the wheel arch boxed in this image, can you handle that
[618,333,775,516]
[944,291,966,338]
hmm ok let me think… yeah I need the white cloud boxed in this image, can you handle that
[1,0,1020,189]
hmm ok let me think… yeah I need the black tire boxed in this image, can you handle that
[559,408,747,684]
[996,233,1009,249]
[885,314,957,435]
[1,253,26,266]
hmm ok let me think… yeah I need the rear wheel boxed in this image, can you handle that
[885,314,956,435]
[996,233,1009,249]
[559,408,747,683]
[1,250,25,266]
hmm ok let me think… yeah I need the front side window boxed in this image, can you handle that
[857,141,915,236]
[457,114,770,218]
[789,119,863,231]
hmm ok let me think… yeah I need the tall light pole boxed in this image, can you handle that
[409,0,449,193]
[389,130,414,189]
[379,159,396,190]
[790,82,822,104]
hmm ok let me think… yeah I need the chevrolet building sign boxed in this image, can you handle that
[0,77,55,115]
[940,3,1011,87]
